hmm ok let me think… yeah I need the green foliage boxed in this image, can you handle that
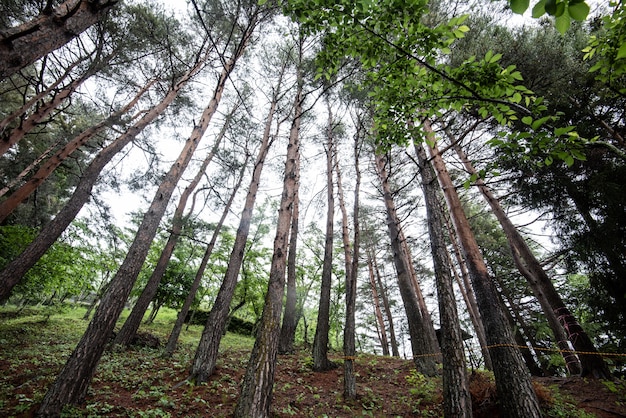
[583,1,626,95]
[510,0,590,33]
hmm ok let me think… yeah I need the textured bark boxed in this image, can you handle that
[375,153,438,376]
[0,59,204,303]
[164,162,246,357]
[444,212,493,370]
[312,99,339,372]
[367,250,389,355]
[114,105,235,347]
[189,58,282,384]
[452,143,603,376]
[278,187,300,354]
[0,0,119,80]
[373,253,400,357]
[343,130,361,400]
[36,53,220,415]
[234,54,303,418]
[425,128,542,417]
[0,80,154,223]
[415,143,472,417]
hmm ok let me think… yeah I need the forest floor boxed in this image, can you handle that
[1,306,625,417]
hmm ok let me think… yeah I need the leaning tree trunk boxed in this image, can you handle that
[278,185,300,354]
[234,59,303,418]
[451,142,608,376]
[188,59,284,384]
[343,128,362,400]
[312,97,339,372]
[35,50,229,417]
[0,79,154,223]
[415,143,472,418]
[0,0,119,80]
[114,102,237,347]
[375,152,438,376]
[164,159,247,357]
[0,56,206,303]
[425,124,542,417]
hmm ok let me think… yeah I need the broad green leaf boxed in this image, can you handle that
[545,0,558,15]
[555,13,571,34]
[617,43,626,60]
[545,155,553,166]
[522,116,533,125]
[568,1,589,21]
[532,0,547,17]
[510,0,530,14]
[564,154,575,166]
[532,116,550,130]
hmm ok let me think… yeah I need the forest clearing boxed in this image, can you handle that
[1,306,625,418]
[1,0,625,417]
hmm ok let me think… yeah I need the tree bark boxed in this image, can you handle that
[278,185,300,354]
[234,48,303,418]
[164,160,247,357]
[114,109,237,347]
[425,123,542,417]
[0,0,119,80]
[415,143,472,417]
[312,98,339,372]
[0,57,205,303]
[36,46,229,416]
[375,152,438,376]
[369,249,400,357]
[189,50,284,383]
[0,79,154,223]
[366,249,389,355]
[343,127,361,400]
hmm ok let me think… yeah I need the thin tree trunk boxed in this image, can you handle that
[0,57,206,303]
[425,122,542,417]
[278,186,300,354]
[0,0,119,80]
[415,143,472,417]
[36,47,231,417]
[372,251,400,357]
[343,129,361,400]
[189,52,284,383]
[234,52,303,418]
[0,79,154,223]
[114,102,237,347]
[164,161,246,357]
[374,152,438,376]
[312,98,339,372]
[366,249,389,355]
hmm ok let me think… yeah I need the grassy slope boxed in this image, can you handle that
[1,306,624,417]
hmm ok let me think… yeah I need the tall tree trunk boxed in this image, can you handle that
[0,0,119,80]
[366,249,389,355]
[451,142,609,377]
[0,79,154,223]
[278,185,300,354]
[0,57,206,303]
[372,251,400,357]
[114,102,237,347]
[233,52,303,418]
[374,152,438,376]
[312,98,339,372]
[343,128,361,400]
[189,56,284,383]
[35,47,234,417]
[164,160,247,357]
[425,124,542,417]
[415,143,472,417]
[443,209,493,370]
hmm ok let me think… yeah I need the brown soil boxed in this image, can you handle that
[2,345,626,417]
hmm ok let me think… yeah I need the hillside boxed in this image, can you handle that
[1,307,625,417]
